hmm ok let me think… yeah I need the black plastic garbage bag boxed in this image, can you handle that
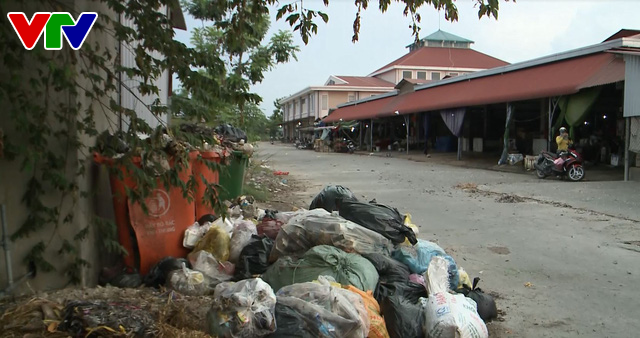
[457,277,498,322]
[374,281,427,305]
[235,235,274,280]
[59,300,155,337]
[215,123,248,143]
[197,213,217,225]
[381,294,424,338]
[309,185,358,212]
[110,267,142,288]
[338,200,417,245]
[143,257,191,288]
[362,253,410,284]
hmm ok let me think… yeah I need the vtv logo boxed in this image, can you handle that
[7,12,98,50]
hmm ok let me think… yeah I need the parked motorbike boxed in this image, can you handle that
[346,140,356,154]
[534,147,585,181]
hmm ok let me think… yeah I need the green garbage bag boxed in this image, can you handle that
[262,245,379,293]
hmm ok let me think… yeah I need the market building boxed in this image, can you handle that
[281,30,509,140]
[324,29,640,181]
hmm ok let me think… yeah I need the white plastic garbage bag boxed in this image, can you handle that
[188,250,235,285]
[207,278,277,338]
[229,218,258,264]
[183,221,214,249]
[421,256,488,338]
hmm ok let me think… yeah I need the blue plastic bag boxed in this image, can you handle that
[391,239,459,289]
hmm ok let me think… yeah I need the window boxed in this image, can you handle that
[310,94,315,113]
[348,94,355,102]
[327,80,335,85]
[417,71,427,80]
[402,71,412,79]
[448,72,459,77]
[431,72,441,80]
[321,95,328,110]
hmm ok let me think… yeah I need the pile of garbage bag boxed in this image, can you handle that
[308,185,358,212]
[270,208,393,260]
[91,184,496,338]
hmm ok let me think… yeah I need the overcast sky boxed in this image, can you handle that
[173,0,640,117]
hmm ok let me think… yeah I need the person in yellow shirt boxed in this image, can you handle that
[556,127,573,153]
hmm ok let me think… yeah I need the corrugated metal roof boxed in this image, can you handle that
[325,52,626,122]
[393,53,625,115]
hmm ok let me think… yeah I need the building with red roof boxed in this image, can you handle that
[281,30,509,139]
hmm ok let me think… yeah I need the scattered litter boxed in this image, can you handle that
[495,194,525,203]
[273,171,289,175]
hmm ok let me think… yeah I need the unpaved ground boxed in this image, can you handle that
[258,142,640,338]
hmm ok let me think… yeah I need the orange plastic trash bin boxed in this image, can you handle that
[95,152,197,275]
[193,150,226,220]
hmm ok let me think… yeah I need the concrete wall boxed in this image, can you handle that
[376,71,397,84]
[328,92,350,110]
[120,7,171,130]
[0,0,121,294]
[0,0,173,295]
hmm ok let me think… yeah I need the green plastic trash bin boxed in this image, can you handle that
[219,150,249,201]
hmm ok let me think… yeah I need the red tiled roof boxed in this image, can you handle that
[604,29,640,42]
[369,47,509,75]
[331,76,395,87]
[325,52,624,122]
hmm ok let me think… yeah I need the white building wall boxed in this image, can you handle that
[119,8,170,130]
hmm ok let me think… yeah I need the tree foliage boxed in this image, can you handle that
[0,0,507,284]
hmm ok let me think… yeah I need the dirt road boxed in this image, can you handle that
[256,142,640,338]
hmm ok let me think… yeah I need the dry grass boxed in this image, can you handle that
[0,286,213,337]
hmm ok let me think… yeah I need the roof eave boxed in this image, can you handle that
[413,38,637,92]
[168,0,187,30]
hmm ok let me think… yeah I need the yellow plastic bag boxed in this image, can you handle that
[458,267,473,289]
[403,214,420,246]
[343,285,390,338]
[192,224,230,262]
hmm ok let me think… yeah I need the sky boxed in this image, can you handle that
[173,0,640,117]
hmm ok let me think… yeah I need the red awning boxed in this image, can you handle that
[325,52,624,122]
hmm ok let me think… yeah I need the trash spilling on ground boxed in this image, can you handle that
[0,183,499,338]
